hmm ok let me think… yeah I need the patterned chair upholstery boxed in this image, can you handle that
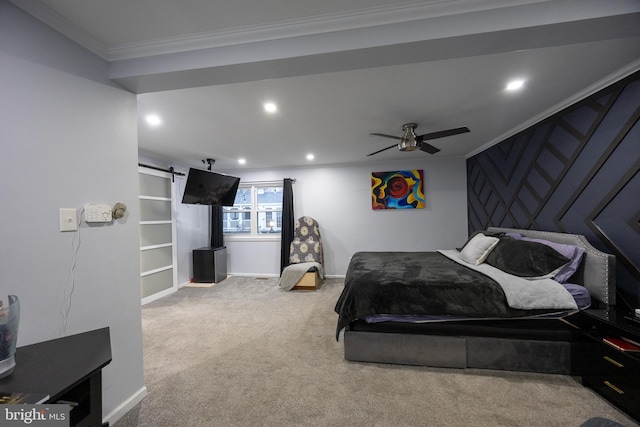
[289,216,323,265]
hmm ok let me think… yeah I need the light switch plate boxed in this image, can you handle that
[59,208,78,232]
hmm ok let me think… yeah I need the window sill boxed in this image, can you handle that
[224,235,281,243]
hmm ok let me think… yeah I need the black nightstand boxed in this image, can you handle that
[568,308,640,422]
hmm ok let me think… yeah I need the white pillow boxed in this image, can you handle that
[459,234,500,265]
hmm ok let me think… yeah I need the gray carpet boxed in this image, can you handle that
[114,277,638,427]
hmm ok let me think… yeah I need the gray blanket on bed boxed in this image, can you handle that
[334,251,575,340]
[438,250,577,311]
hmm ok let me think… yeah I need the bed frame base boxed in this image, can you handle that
[344,330,574,374]
[341,228,615,375]
[345,331,467,368]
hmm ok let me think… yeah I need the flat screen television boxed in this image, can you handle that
[181,168,240,206]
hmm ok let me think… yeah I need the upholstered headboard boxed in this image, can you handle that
[487,228,616,308]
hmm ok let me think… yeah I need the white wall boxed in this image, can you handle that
[173,177,212,284]
[221,157,468,277]
[159,156,467,282]
[0,2,144,423]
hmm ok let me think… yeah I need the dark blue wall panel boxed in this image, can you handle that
[467,71,640,308]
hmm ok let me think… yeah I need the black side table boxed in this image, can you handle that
[569,308,640,422]
[0,327,112,427]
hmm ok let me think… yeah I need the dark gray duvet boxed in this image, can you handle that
[334,251,562,340]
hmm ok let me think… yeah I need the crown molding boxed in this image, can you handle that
[11,0,551,62]
[9,0,108,59]
[11,0,638,63]
[107,0,554,61]
[466,58,640,159]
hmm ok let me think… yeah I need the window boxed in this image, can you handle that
[223,182,283,238]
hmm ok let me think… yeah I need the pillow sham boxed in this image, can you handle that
[456,230,504,251]
[459,233,500,265]
[562,283,591,310]
[484,236,571,278]
[519,237,585,283]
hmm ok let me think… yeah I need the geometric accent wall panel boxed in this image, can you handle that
[467,70,640,308]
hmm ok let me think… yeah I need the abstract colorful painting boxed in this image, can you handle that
[371,169,424,210]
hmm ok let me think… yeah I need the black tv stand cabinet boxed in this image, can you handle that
[193,246,227,283]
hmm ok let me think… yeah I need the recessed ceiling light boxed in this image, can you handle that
[264,102,278,113]
[238,158,246,165]
[145,114,162,126]
[306,153,315,161]
[506,79,525,91]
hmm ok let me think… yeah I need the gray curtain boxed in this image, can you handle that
[280,178,294,274]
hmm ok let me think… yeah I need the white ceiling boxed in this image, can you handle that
[12,0,640,170]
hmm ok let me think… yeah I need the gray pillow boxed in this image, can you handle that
[456,230,504,251]
[519,236,585,283]
[459,234,500,265]
[485,236,571,277]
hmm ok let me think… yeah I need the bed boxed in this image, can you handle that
[335,228,616,374]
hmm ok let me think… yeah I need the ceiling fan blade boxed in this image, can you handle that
[367,143,397,156]
[417,126,470,142]
[418,142,441,154]
[370,133,403,141]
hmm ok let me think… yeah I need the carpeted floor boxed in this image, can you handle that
[114,276,638,427]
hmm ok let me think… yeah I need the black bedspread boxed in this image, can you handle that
[334,252,538,340]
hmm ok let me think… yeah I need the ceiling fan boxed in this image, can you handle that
[368,123,470,156]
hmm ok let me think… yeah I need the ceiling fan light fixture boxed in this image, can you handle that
[398,123,418,151]
[368,122,468,157]
[398,138,417,152]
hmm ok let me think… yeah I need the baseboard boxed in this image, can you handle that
[103,386,148,426]
[141,287,176,305]
[228,272,280,278]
